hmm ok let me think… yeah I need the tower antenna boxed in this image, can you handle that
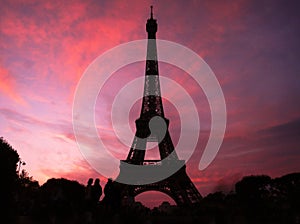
[150,5,153,19]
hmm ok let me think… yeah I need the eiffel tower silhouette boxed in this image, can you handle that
[116,6,202,207]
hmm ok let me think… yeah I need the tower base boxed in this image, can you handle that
[116,161,202,207]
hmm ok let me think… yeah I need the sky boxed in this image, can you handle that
[1,0,300,208]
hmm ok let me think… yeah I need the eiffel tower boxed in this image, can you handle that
[116,6,202,207]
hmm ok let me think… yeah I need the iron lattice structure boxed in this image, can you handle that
[116,7,202,207]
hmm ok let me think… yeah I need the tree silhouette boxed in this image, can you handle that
[273,173,300,221]
[235,175,272,222]
[0,137,20,221]
[235,175,272,203]
[16,169,40,217]
[39,178,85,223]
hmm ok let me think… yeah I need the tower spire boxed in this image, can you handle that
[146,5,157,39]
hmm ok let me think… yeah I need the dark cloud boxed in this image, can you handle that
[258,118,300,138]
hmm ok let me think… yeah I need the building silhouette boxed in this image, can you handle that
[116,6,202,207]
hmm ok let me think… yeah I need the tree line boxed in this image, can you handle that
[1,137,299,224]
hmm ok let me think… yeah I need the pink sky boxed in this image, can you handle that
[1,0,300,208]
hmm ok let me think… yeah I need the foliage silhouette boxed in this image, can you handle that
[0,137,299,223]
[0,137,20,222]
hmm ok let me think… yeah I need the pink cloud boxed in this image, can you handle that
[0,65,25,104]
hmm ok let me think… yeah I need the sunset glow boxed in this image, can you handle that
[1,0,299,208]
